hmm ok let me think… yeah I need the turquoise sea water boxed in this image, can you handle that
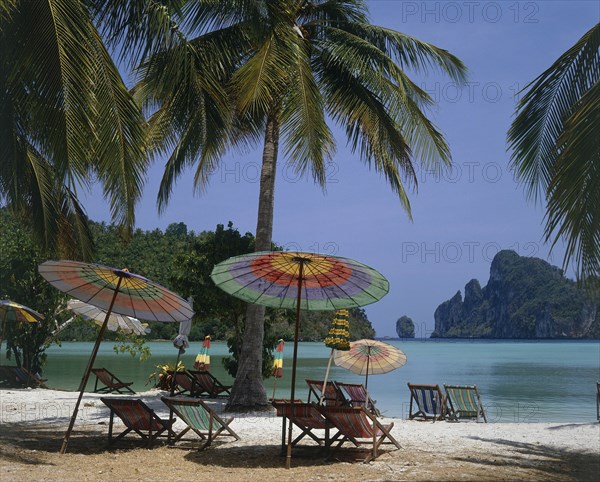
[2,340,599,422]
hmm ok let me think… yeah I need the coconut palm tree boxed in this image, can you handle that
[0,0,149,258]
[136,0,467,408]
[508,22,600,285]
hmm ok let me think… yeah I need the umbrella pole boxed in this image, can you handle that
[60,277,123,454]
[286,259,304,469]
[320,348,334,405]
[272,376,278,400]
[364,346,370,392]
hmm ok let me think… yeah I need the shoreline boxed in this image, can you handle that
[1,388,599,481]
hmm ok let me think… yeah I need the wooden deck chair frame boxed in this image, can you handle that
[167,370,202,397]
[444,384,487,422]
[161,396,239,450]
[189,370,231,397]
[306,379,347,406]
[336,382,380,416]
[318,405,400,463]
[0,366,47,388]
[271,400,341,451]
[407,383,446,422]
[596,381,599,422]
[101,397,174,447]
[91,368,135,394]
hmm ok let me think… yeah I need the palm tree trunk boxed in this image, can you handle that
[226,115,280,410]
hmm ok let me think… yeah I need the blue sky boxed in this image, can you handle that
[83,1,600,337]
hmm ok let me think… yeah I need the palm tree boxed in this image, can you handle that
[0,0,149,258]
[508,22,600,285]
[137,0,467,408]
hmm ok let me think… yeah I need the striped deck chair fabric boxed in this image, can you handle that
[0,366,47,388]
[189,370,231,397]
[318,406,400,463]
[444,385,487,422]
[306,379,347,406]
[161,397,239,449]
[336,382,380,415]
[168,370,201,397]
[101,398,173,446]
[596,382,599,421]
[272,400,340,449]
[407,383,446,421]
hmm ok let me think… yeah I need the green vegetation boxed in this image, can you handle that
[508,22,600,285]
[433,250,600,339]
[0,210,376,375]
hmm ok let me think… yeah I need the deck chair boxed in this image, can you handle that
[407,383,446,421]
[161,396,239,450]
[167,370,202,397]
[306,379,347,406]
[272,400,341,450]
[444,384,487,422]
[91,368,135,394]
[189,370,231,397]
[0,366,47,388]
[596,382,599,422]
[336,382,380,416]
[318,405,400,463]
[101,397,174,447]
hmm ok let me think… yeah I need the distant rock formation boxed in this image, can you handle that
[431,250,599,339]
[396,316,415,338]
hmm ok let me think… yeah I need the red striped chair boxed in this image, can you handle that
[101,398,174,447]
[167,370,202,397]
[306,379,347,406]
[336,382,380,416]
[318,406,400,462]
[272,400,341,450]
[91,368,135,394]
[161,397,239,450]
[189,370,231,397]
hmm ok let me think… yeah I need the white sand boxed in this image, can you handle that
[1,388,599,481]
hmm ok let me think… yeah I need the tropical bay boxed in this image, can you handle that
[3,339,598,423]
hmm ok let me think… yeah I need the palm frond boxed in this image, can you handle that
[508,22,600,201]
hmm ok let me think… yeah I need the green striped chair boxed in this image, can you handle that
[161,396,239,450]
[101,398,174,447]
[407,383,446,422]
[318,405,400,463]
[444,385,487,422]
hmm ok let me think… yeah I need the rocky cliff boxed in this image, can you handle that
[432,250,599,339]
[396,316,415,338]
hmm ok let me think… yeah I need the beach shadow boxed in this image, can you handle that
[456,436,600,482]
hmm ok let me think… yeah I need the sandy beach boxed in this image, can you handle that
[0,389,598,481]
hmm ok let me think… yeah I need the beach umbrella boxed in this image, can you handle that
[334,339,407,391]
[0,300,44,365]
[67,300,150,336]
[320,309,351,404]
[271,339,285,399]
[194,335,211,371]
[211,251,388,468]
[38,260,194,454]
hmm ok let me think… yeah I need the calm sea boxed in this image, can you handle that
[2,340,599,423]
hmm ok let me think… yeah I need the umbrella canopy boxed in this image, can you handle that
[211,251,388,468]
[0,300,44,360]
[67,300,150,336]
[324,309,351,350]
[194,335,211,371]
[334,339,407,390]
[38,260,193,454]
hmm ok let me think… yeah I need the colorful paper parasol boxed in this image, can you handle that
[211,251,388,468]
[334,339,407,390]
[67,300,150,336]
[38,260,194,453]
[194,335,212,371]
[321,309,351,404]
[271,339,285,399]
[0,300,44,363]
